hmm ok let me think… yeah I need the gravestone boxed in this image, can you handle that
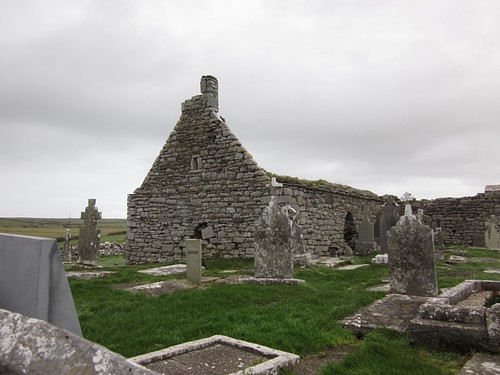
[77,199,102,266]
[0,308,154,374]
[0,234,82,336]
[355,206,377,255]
[254,197,294,279]
[387,196,438,297]
[186,239,202,285]
[485,215,500,250]
[282,203,308,266]
[435,227,445,250]
[62,228,72,263]
[379,197,399,253]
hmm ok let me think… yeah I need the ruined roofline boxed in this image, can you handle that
[269,173,382,201]
[181,75,219,113]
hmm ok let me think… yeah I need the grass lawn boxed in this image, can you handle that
[3,218,498,373]
[67,247,500,374]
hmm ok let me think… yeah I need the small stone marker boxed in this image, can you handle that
[186,239,202,285]
[77,199,102,266]
[355,206,377,255]
[379,197,399,254]
[372,254,389,264]
[485,215,500,250]
[254,197,294,279]
[387,195,438,297]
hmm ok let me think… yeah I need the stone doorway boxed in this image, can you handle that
[344,212,358,250]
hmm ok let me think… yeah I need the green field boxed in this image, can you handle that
[0,217,127,244]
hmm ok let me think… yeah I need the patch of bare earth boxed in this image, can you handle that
[292,346,358,375]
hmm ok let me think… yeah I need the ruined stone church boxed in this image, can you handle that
[125,76,500,263]
[126,76,382,263]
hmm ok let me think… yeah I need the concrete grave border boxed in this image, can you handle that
[130,334,300,375]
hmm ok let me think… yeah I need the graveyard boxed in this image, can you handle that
[1,213,500,374]
[1,77,500,374]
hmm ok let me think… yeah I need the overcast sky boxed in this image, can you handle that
[1,0,499,218]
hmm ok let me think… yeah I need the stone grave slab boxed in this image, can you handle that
[485,269,500,274]
[123,277,218,297]
[130,334,300,375]
[310,257,349,268]
[0,233,82,336]
[66,271,115,280]
[458,353,500,375]
[138,264,187,276]
[336,264,369,271]
[340,294,434,337]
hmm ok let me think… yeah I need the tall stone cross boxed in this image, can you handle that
[78,199,102,266]
[81,199,102,224]
[401,192,415,217]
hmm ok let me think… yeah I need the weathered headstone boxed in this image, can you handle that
[282,204,308,266]
[387,197,438,297]
[62,228,72,263]
[0,308,154,374]
[434,227,445,250]
[485,215,500,250]
[379,197,399,253]
[355,206,377,255]
[254,197,294,279]
[77,199,102,266]
[186,239,202,285]
[0,234,82,336]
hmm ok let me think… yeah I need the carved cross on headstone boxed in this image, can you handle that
[401,192,415,217]
[81,199,102,224]
[77,199,102,266]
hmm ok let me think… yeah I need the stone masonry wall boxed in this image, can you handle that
[415,191,500,245]
[272,181,383,256]
[126,76,385,263]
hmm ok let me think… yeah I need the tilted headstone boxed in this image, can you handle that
[387,198,438,297]
[0,234,82,336]
[378,197,399,253]
[77,199,102,266]
[186,239,202,285]
[355,206,377,255]
[62,228,72,263]
[254,197,294,279]
[485,215,500,250]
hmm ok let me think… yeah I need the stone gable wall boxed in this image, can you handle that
[126,76,385,263]
[126,76,270,263]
